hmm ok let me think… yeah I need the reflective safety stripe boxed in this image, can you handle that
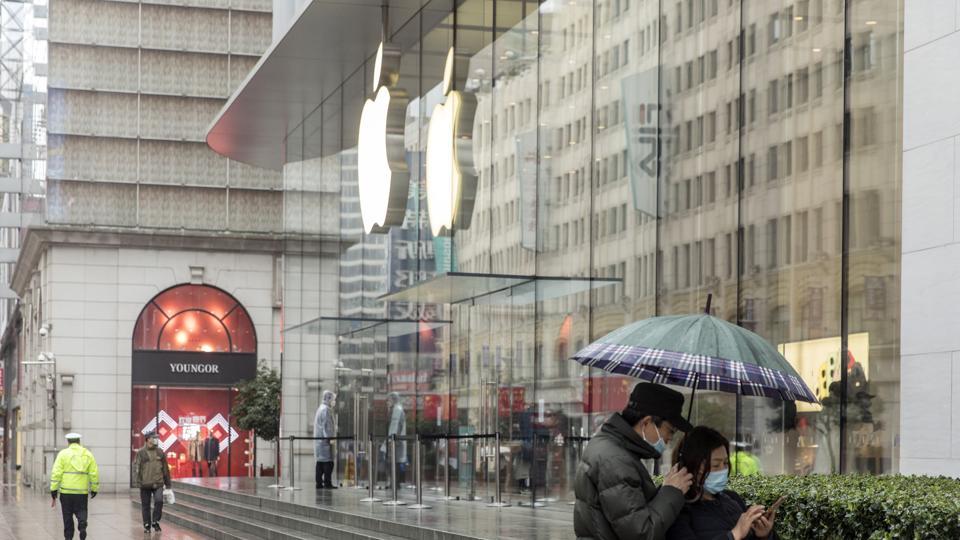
[63,471,88,475]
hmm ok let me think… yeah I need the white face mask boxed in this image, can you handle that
[643,422,667,455]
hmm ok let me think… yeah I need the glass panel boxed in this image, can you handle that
[158,311,230,352]
[133,303,169,351]
[222,307,257,353]
[845,0,901,474]
[151,284,236,319]
[155,387,246,479]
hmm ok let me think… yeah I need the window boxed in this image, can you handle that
[797,0,810,32]
[783,141,792,176]
[767,145,779,181]
[708,50,718,79]
[813,130,824,167]
[707,111,717,143]
[798,136,809,172]
[768,14,780,45]
[814,62,824,98]
[769,80,779,115]
[798,67,809,103]
[767,219,778,269]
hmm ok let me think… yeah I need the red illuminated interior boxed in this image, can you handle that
[133,284,256,353]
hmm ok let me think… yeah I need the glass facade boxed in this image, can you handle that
[282,0,902,503]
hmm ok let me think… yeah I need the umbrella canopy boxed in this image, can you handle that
[571,313,818,404]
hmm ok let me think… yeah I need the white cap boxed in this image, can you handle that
[65,432,81,441]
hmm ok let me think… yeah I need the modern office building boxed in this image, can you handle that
[202,0,921,506]
[1,0,296,493]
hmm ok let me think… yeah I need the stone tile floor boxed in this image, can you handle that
[0,483,209,540]
[180,477,576,540]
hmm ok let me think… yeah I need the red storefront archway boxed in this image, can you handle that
[130,284,258,481]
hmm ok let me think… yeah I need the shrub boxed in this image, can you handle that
[729,475,960,540]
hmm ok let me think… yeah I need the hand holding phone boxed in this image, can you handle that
[764,495,787,518]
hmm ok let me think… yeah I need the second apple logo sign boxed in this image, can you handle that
[357,43,477,237]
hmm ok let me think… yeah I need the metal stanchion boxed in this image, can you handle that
[487,432,510,507]
[440,436,456,500]
[360,434,381,503]
[383,434,406,506]
[267,438,284,489]
[283,435,302,491]
[408,434,431,510]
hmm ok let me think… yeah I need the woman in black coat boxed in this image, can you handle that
[666,427,778,540]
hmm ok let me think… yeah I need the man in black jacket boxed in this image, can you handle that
[574,383,694,540]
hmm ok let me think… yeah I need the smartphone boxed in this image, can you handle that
[764,495,787,517]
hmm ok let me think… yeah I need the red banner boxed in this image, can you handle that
[583,376,634,414]
[498,386,526,416]
[423,394,457,421]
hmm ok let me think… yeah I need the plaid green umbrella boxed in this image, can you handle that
[571,301,818,410]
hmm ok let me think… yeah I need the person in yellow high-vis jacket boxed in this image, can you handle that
[50,433,99,540]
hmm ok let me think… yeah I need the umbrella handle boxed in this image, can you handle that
[687,373,699,423]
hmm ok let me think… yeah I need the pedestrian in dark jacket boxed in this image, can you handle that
[667,426,778,540]
[574,383,694,540]
[132,431,172,533]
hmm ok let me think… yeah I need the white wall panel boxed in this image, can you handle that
[48,135,138,183]
[49,0,139,47]
[228,189,282,232]
[139,184,227,229]
[49,45,138,92]
[141,50,230,97]
[230,11,271,55]
[46,179,138,226]
[140,95,224,141]
[141,5,229,52]
[48,89,138,139]
[139,140,229,186]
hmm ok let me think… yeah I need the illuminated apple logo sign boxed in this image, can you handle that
[425,47,478,236]
[357,42,411,234]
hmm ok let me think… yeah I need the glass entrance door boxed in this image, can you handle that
[131,385,251,481]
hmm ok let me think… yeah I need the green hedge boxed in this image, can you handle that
[728,475,960,540]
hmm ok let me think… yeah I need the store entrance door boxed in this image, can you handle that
[131,386,251,480]
[129,284,259,483]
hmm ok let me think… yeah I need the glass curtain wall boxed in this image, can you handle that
[280,0,902,501]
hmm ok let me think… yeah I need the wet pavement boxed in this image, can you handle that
[178,477,576,540]
[0,483,210,540]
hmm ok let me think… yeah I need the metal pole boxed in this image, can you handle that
[408,434,431,509]
[487,432,510,507]
[360,434,381,502]
[283,435,301,491]
[441,436,456,500]
[267,438,283,488]
[383,434,405,505]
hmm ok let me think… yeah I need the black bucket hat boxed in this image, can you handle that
[626,382,693,432]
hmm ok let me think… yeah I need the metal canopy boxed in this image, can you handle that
[205,0,456,171]
[283,316,451,337]
[379,272,622,305]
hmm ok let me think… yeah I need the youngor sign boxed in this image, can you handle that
[132,350,256,386]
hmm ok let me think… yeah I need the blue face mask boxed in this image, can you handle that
[703,468,729,495]
[644,424,667,455]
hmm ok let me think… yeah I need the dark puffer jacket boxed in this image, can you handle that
[574,413,686,540]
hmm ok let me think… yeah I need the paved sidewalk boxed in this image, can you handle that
[0,484,210,540]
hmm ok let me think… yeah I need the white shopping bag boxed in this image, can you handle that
[163,488,176,505]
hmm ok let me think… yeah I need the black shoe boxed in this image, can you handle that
[323,485,337,489]
[152,522,162,532]
[143,524,151,533]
